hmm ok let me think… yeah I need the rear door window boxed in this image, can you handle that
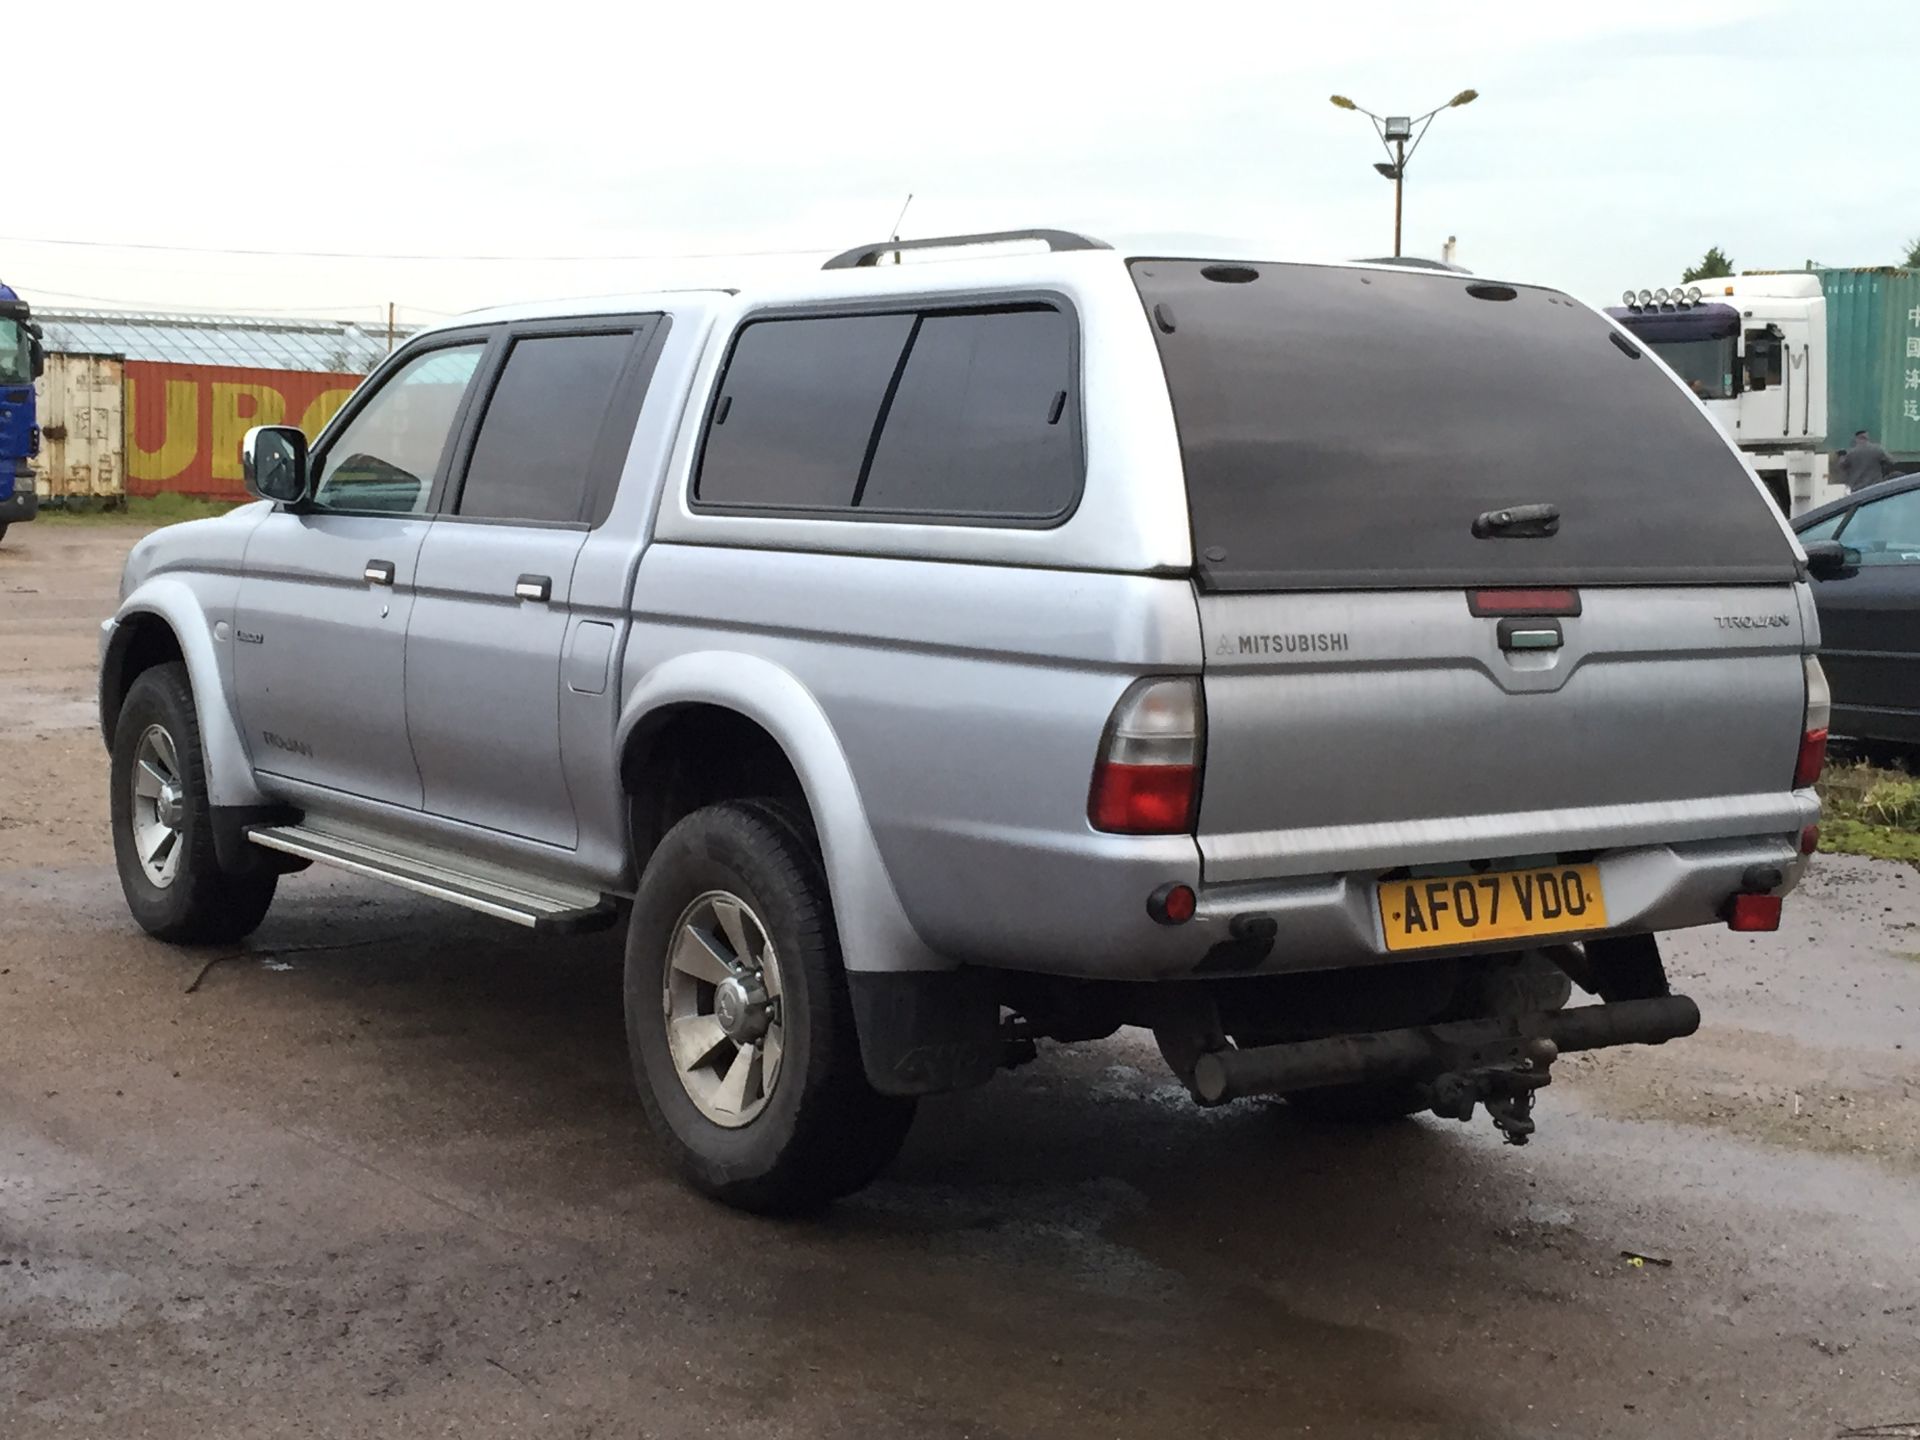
[1131,260,1799,590]
[457,329,647,525]
[859,307,1077,518]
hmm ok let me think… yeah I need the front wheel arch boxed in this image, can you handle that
[100,611,185,747]
[104,583,269,811]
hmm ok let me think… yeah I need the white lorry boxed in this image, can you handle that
[1609,274,1835,516]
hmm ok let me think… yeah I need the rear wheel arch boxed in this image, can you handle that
[612,655,948,979]
[621,703,813,870]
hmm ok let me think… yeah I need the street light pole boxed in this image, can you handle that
[1392,136,1405,257]
[1330,90,1478,258]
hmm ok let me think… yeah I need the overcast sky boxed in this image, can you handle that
[5,0,1915,326]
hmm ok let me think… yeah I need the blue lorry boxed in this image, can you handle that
[0,280,45,541]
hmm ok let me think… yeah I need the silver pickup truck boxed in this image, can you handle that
[100,230,1831,1212]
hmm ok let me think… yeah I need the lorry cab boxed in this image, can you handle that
[0,280,46,539]
[1608,274,1828,515]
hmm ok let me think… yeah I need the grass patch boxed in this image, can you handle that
[1818,817,1920,863]
[1818,756,1920,861]
[35,495,244,526]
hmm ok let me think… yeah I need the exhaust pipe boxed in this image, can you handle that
[1191,996,1700,1106]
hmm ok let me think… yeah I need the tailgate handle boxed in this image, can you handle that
[1498,617,1562,652]
[1473,503,1560,539]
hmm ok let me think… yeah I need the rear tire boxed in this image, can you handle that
[110,662,277,944]
[624,799,915,1213]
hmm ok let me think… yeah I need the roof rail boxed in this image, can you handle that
[822,228,1112,271]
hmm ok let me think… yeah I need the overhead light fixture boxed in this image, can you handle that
[1622,289,1638,307]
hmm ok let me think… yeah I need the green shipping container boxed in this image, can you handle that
[1819,266,1920,464]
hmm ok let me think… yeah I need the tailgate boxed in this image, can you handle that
[1196,586,1809,883]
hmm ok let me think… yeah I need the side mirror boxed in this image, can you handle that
[28,336,44,381]
[1803,539,1859,580]
[242,425,311,505]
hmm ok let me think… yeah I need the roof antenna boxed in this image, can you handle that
[888,192,914,264]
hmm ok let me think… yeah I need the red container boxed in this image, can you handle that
[125,361,364,498]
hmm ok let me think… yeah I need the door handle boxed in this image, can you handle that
[364,559,395,586]
[514,574,552,603]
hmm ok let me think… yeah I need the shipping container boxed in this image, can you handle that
[124,360,363,499]
[1819,266,1920,463]
[30,307,397,501]
[31,352,126,503]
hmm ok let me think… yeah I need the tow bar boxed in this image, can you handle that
[1190,996,1701,1145]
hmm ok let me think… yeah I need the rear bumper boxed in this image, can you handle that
[977,822,1812,982]
[1186,829,1809,976]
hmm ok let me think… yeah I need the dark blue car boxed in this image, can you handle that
[1794,474,1920,747]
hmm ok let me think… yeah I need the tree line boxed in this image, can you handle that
[1678,240,1920,281]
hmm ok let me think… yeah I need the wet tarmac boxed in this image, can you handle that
[3,526,1917,1438]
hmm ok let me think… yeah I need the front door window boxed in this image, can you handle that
[312,345,484,514]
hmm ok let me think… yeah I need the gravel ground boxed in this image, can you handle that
[3,524,1916,1439]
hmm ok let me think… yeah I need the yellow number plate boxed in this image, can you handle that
[1376,863,1607,953]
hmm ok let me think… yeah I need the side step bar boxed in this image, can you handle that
[1192,996,1701,1105]
[247,823,619,934]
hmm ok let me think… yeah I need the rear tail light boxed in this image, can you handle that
[1796,656,1830,789]
[1089,677,1201,835]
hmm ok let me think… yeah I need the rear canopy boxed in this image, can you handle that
[1131,260,1799,591]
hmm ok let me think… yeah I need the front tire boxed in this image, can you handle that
[625,800,914,1213]
[110,662,276,944]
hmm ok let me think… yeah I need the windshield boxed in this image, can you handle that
[1132,261,1796,591]
[0,319,29,386]
[1648,337,1736,400]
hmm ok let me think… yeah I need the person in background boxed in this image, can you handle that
[1838,429,1895,491]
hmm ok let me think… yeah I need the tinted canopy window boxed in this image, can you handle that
[698,314,915,509]
[459,331,638,524]
[860,308,1076,518]
[696,304,1080,521]
[1133,261,1798,590]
